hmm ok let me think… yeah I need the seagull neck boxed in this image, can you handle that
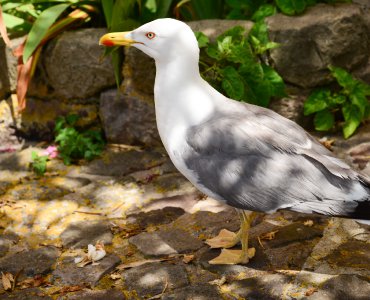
[155,57,201,83]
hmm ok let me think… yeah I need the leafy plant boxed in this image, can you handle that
[0,0,99,111]
[31,151,49,176]
[196,24,285,107]
[304,66,370,138]
[55,114,105,165]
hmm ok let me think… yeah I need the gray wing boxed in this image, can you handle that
[183,102,370,219]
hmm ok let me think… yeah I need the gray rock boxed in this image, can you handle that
[0,99,23,153]
[309,274,370,300]
[129,227,203,256]
[81,149,166,177]
[0,246,59,277]
[225,273,294,300]
[57,289,125,300]
[20,97,99,141]
[0,233,19,257]
[52,254,121,287]
[38,28,115,100]
[99,88,161,146]
[60,221,113,248]
[127,207,185,228]
[267,4,369,88]
[0,288,52,300]
[0,37,24,99]
[162,284,221,300]
[121,262,188,298]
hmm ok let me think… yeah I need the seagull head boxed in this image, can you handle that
[99,18,199,63]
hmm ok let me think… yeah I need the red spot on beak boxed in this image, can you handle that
[101,40,115,47]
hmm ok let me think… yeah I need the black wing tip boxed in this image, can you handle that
[348,200,370,220]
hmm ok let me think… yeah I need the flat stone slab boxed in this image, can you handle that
[0,288,52,300]
[121,262,188,298]
[81,149,166,177]
[129,227,204,256]
[127,207,185,228]
[52,254,121,287]
[60,221,113,248]
[162,284,221,300]
[57,289,125,300]
[0,246,59,277]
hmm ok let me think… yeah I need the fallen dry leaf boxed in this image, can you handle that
[182,254,194,264]
[305,287,318,296]
[110,273,122,280]
[51,285,85,295]
[18,275,49,289]
[304,220,314,227]
[75,241,106,267]
[260,230,279,240]
[209,276,227,286]
[116,258,172,270]
[1,272,14,291]
[319,137,335,151]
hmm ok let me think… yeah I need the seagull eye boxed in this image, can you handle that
[145,32,156,39]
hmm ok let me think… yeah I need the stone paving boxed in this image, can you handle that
[0,127,369,300]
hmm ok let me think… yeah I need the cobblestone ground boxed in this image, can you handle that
[0,126,369,300]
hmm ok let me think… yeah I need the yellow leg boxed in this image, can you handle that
[208,210,256,265]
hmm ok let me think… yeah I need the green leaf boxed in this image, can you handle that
[217,36,232,54]
[251,4,276,22]
[227,43,254,64]
[195,31,209,48]
[314,109,335,131]
[329,66,357,92]
[66,114,79,126]
[101,0,114,28]
[349,86,369,117]
[342,103,362,138]
[276,0,307,15]
[216,26,245,43]
[304,89,331,115]
[23,3,70,63]
[145,0,157,13]
[206,44,221,60]
[262,64,286,98]
[221,66,244,100]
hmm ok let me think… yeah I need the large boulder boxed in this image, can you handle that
[99,20,253,146]
[267,3,370,88]
[29,28,115,100]
[0,37,25,99]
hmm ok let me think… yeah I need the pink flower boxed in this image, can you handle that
[44,145,59,159]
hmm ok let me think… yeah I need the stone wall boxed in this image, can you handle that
[0,3,369,149]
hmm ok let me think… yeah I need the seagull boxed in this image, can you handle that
[100,18,370,265]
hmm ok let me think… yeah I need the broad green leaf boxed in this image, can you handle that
[349,85,369,117]
[23,3,70,63]
[329,66,357,92]
[251,4,276,22]
[206,44,220,60]
[2,12,30,31]
[314,109,335,131]
[101,0,114,28]
[304,89,331,115]
[222,66,244,100]
[145,0,157,13]
[217,36,232,54]
[276,0,307,15]
[195,31,209,48]
[329,93,346,106]
[262,64,286,98]
[191,0,224,19]
[216,26,245,43]
[155,0,174,18]
[227,43,254,64]
[342,103,362,138]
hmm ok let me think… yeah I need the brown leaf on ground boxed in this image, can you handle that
[51,285,85,295]
[110,273,122,280]
[18,275,49,289]
[303,220,314,227]
[260,230,279,240]
[305,287,318,296]
[182,254,195,264]
[319,137,335,151]
[1,272,14,291]
[116,257,173,270]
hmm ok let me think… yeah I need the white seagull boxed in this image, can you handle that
[100,18,370,265]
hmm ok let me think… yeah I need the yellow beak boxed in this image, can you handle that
[99,31,137,47]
